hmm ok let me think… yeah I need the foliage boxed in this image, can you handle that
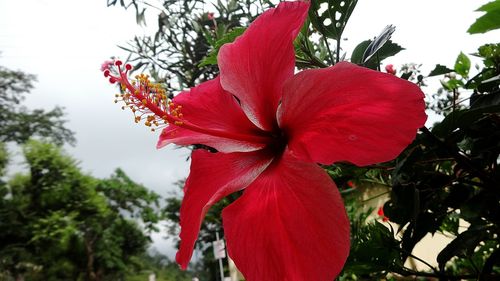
[0,64,75,145]
[468,0,500,34]
[0,141,162,281]
[106,0,273,94]
[125,250,193,281]
[333,42,500,280]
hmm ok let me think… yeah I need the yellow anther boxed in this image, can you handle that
[174,121,183,125]
[109,69,172,133]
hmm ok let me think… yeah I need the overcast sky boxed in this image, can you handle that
[1,0,499,258]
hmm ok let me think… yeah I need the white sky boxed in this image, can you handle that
[1,0,499,258]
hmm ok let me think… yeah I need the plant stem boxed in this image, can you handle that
[407,253,439,273]
[336,36,341,63]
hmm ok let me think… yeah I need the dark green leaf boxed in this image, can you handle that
[437,228,488,271]
[432,105,500,138]
[468,0,500,34]
[385,185,419,225]
[350,40,370,64]
[470,91,500,109]
[368,41,404,69]
[400,72,412,80]
[428,64,454,77]
[309,0,358,39]
[350,39,403,69]
[362,25,395,63]
[343,222,401,275]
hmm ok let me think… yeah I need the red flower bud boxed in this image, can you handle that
[385,64,396,75]
[377,206,389,222]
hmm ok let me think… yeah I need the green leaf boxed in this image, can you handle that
[440,78,464,91]
[454,52,471,78]
[368,40,404,66]
[350,39,403,69]
[437,228,488,271]
[432,105,500,138]
[468,0,500,34]
[350,40,371,64]
[362,25,395,63]
[309,0,358,39]
[428,64,454,77]
[343,222,401,275]
[199,27,246,67]
[470,90,500,109]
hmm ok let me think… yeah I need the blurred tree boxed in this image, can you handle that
[106,0,274,94]
[0,140,162,281]
[126,250,193,281]
[0,64,75,145]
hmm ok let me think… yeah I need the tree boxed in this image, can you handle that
[0,140,162,281]
[0,63,75,145]
[106,0,274,93]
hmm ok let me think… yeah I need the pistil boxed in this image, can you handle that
[104,61,271,144]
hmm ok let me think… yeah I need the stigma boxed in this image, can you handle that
[102,60,272,145]
[103,60,183,132]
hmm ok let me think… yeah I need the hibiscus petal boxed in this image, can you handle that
[218,1,309,131]
[157,77,267,152]
[175,149,273,269]
[278,62,427,166]
[222,154,350,281]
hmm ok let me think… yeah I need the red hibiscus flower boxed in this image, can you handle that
[104,1,426,280]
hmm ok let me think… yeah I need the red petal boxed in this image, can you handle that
[222,154,350,281]
[218,1,309,131]
[175,149,273,269]
[157,77,266,152]
[279,62,427,166]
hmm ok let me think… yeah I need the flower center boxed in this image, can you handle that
[268,130,288,155]
[103,61,270,144]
